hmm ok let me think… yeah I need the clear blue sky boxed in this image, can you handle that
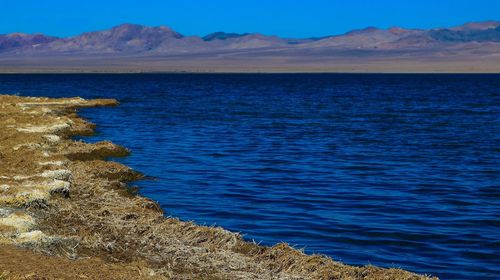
[1,0,499,38]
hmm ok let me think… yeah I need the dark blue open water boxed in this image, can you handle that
[0,74,498,279]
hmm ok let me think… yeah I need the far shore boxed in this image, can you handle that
[0,55,499,74]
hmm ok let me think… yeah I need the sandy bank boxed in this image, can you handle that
[0,95,437,279]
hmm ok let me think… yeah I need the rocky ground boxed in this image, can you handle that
[0,95,437,279]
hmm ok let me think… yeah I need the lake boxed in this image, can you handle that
[1,74,498,279]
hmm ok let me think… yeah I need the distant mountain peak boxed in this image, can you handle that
[5,32,29,37]
[364,26,380,31]
[113,23,144,29]
[0,33,58,52]
[452,20,500,31]
[107,23,182,37]
[158,25,176,32]
[388,27,411,34]
[203,32,249,41]
[347,26,380,34]
[429,21,500,43]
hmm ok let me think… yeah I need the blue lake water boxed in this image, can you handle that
[0,74,498,279]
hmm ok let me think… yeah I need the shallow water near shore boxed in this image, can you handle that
[1,74,499,279]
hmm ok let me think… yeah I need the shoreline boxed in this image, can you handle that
[0,68,499,74]
[0,95,437,279]
[0,71,500,74]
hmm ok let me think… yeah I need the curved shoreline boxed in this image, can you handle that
[0,95,436,279]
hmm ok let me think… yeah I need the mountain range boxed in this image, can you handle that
[0,21,499,72]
